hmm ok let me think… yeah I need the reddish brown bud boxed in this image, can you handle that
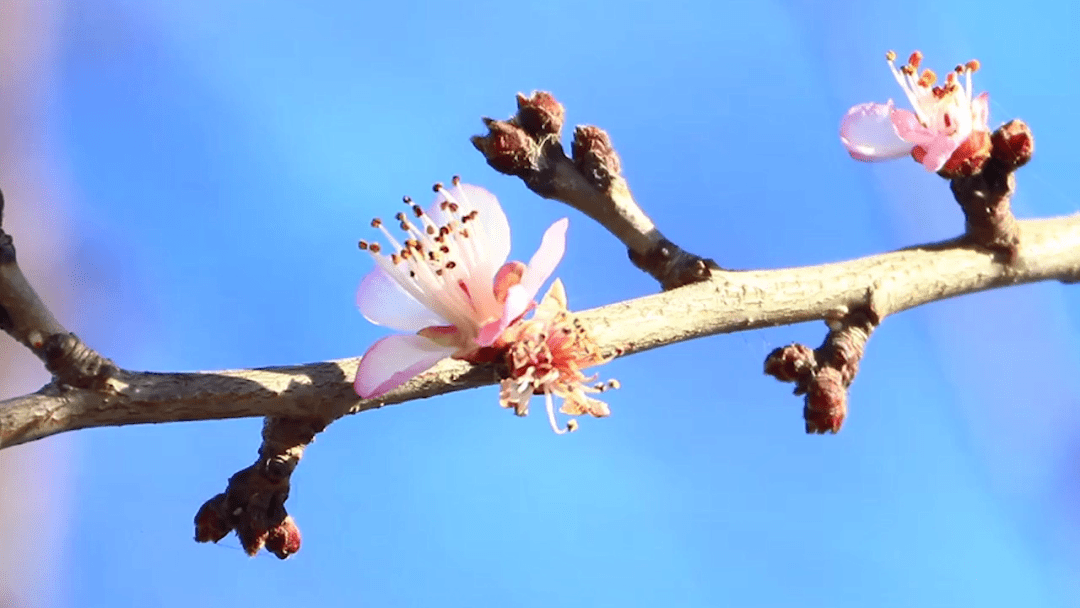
[516,91,565,138]
[471,119,535,176]
[764,344,815,383]
[193,493,233,543]
[571,125,622,190]
[804,368,847,434]
[990,119,1034,170]
[265,515,302,559]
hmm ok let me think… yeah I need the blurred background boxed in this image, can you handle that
[2,0,1079,606]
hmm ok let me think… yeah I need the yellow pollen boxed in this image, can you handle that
[918,69,937,87]
[965,59,980,72]
[885,50,897,62]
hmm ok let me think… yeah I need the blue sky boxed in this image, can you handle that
[30,0,1080,606]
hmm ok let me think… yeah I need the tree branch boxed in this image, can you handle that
[4,213,1079,449]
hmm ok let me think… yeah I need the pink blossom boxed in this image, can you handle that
[840,51,990,173]
[354,178,568,399]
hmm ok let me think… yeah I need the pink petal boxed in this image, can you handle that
[890,108,937,145]
[520,218,569,300]
[918,133,963,172]
[492,261,526,304]
[430,183,512,270]
[971,92,990,130]
[357,268,448,332]
[840,101,915,161]
[476,283,533,346]
[354,333,459,398]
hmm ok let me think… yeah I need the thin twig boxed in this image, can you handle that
[471,92,718,289]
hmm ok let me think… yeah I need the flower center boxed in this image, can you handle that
[886,50,981,133]
[358,176,492,330]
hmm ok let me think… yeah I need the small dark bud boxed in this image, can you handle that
[236,519,270,557]
[764,343,815,383]
[571,126,622,190]
[515,91,565,139]
[193,493,233,544]
[265,515,302,559]
[471,119,535,176]
[804,368,847,434]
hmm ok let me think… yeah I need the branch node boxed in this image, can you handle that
[43,332,117,390]
[628,239,721,290]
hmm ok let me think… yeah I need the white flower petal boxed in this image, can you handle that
[432,183,512,270]
[357,267,448,331]
[354,333,458,398]
[840,101,915,162]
